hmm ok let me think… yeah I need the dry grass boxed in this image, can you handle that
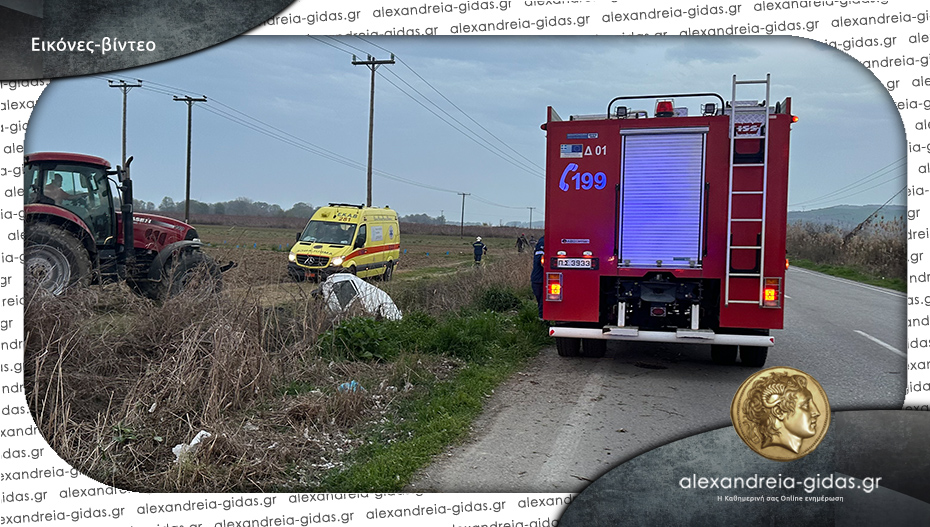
[786,218,905,280]
[25,240,533,492]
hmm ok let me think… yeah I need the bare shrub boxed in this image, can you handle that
[786,219,905,279]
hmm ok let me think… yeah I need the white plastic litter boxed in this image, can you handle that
[172,430,212,462]
[320,274,402,321]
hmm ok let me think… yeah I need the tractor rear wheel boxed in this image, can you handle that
[24,223,91,295]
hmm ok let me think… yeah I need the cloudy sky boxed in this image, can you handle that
[25,36,905,224]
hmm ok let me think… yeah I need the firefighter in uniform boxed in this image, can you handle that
[531,236,545,319]
[473,237,487,265]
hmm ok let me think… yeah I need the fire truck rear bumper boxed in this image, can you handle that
[549,326,775,347]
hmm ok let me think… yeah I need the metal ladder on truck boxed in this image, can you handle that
[724,73,771,306]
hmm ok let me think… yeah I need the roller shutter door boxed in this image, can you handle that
[619,131,706,269]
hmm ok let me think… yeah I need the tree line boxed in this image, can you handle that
[137,196,448,224]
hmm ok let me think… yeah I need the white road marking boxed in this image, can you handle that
[537,369,605,487]
[789,267,905,298]
[854,330,906,358]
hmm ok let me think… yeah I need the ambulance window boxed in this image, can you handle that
[355,225,367,248]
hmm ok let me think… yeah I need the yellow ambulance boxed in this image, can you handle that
[287,203,400,281]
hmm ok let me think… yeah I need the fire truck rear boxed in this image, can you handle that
[542,75,794,367]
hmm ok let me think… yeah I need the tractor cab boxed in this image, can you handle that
[24,152,117,245]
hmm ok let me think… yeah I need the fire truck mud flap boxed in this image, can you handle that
[548,327,774,347]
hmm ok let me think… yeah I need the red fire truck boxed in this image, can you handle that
[541,75,794,367]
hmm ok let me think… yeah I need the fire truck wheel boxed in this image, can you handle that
[556,337,580,357]
[710,344,738,365]
[25,223,91,295]
[739,346,768,368]
[160,250,222,299]
[580,338,607,358]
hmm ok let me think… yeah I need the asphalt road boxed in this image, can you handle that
[406,267,906,493]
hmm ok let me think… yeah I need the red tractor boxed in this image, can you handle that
[24,152,233,299]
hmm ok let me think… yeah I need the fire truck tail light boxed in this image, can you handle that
[655,99,675,117]
[763,278,782,308]
[791,115,799,123]
[546,273,563,302]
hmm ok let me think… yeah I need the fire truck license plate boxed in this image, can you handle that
[556,258,592,268]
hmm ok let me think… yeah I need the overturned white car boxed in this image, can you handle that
[320,274,402,321]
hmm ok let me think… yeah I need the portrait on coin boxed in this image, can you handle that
[742,371,822,454]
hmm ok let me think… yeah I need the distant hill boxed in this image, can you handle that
[787,205,906,228]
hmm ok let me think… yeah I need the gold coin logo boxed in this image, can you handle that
[730,366,831,462]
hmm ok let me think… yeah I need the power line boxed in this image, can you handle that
[308,37,544,178]
[380,67,542,176]
[357,36,544,172]
[789,156,906,208]
[376,72,543,179]
[101,74,542,215]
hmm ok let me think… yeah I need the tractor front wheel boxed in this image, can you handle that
[138,250,222,301]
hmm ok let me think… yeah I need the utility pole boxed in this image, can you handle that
[352,54,394,207]
[108,79,142,168]
[173,96,207,224]
[458,193,470,238]
[527,207,535,230]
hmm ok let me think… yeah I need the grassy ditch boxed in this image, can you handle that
[787,258,906,292]
[25,251,547,493]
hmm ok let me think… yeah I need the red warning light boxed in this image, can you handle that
[655,100,675,117]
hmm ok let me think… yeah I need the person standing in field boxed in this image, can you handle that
[473,236,487,265]
[531,236,545,319]
[516,233,528,253]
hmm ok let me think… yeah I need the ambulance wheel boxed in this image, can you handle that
[348,265,357,276]
[556,337,580,357]
[580,338,607,358]
[382,261,394,281]
[740,346,768,368]
[710,344,738,365]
